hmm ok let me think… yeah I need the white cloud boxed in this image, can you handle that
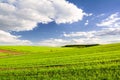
[36,12,120,46]
[96,13,105,18]
[63,32,100,45]
[85,13,93,17]
[7,0,16,4]
[0,30,32,45]
[97,12,120,28]
[37,28,120,46]
[63,31,95,38]
[84,20,89,26]
[64,28,120,38]
[0,0,86,31]
[62,17,120,45]
[71,38,102,44]
[63,12,120,41]
[38,39,68,46]
[95,12,120,42]
[0,0,88,45]
[37,37,105,46]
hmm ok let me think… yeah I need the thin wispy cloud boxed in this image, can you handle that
[97,13,120,28]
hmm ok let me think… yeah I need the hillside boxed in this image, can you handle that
[0,43,120,80]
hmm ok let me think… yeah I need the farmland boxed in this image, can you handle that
[0,43,120,80]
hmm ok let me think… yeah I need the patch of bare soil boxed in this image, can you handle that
[0,49,21,55]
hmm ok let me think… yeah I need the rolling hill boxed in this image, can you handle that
[0,43,120,80]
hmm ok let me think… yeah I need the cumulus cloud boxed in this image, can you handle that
[0,30,32,45]
[0,0,86,31]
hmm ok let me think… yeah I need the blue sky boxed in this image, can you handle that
[0,0,120,46]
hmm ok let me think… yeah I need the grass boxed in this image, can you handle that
[0,52,8,57]
[0,43,120,80]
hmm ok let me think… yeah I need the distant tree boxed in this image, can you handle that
[63,44,99,48]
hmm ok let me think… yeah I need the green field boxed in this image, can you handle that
[0,43,120,80]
